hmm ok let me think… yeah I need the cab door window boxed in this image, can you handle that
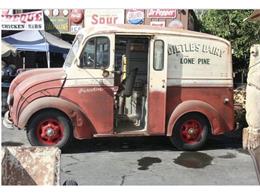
[81,37,110,68]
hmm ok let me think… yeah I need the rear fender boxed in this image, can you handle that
[18,97,95,139]
[167,100,228,136]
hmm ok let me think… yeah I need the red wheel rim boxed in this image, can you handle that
[36,118,64,145]
[180,119,203,144]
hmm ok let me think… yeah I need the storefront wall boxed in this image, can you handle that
[125,9,190,29]
[44,8,195,36]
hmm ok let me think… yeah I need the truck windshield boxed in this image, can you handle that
[63,34,83,68]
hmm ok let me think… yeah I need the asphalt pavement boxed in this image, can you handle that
[1,121,259,185]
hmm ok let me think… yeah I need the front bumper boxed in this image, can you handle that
[3,111,14,129]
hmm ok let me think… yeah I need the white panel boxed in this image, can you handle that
[167,36,232,80]
[167,78,233,87]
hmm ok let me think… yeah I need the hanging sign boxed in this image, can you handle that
[1,10,44,30]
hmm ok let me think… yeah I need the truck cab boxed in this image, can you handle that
[5,25,235,150]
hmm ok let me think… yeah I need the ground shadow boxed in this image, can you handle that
[64,129,243,154]
[2,141,24,146]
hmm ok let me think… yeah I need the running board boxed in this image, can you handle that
[94,130,149,137]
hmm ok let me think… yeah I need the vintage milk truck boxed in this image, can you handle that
[4,25,235,150]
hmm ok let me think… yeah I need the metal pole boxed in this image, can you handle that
[41,30,50,68]
[23,56,25,69]
[47,51,50,68]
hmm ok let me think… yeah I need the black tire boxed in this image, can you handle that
[1,91,8,115]
[27,110,73,150]
[63,179,78,186]
[170,113,209,151]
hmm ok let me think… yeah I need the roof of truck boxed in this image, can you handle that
[78,24,230,45]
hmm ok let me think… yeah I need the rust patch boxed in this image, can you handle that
[148,91,166,134]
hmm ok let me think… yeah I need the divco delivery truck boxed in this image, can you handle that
[4,25,235,150]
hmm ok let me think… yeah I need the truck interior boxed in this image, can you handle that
[114,35,150,133]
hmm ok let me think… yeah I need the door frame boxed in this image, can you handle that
[147,36,168,135]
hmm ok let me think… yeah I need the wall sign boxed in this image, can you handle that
[168,19,184,29]
[1,10,44,30]
[63,9,69,16]
[70,9,84,24]
[53,9,60,16]
[45,16,69,32]
[44,9,50,16]
[70,25,82,33]
[126,9,144,25]
[147,9,177,18]
[84,9,124,25]
[1,9,13,15]
[150,21,165,27]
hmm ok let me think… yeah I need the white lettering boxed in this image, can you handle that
[147,9,176,18]
[78,88,103,94]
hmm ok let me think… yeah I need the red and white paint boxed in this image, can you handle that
[6,25,234,142]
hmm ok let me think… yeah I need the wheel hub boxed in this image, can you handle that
[188,128,195,135]
[180,119,203,144]
[36,118,64,145]
[46,128,55,137]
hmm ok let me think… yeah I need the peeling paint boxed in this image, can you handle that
[1,147,61,185]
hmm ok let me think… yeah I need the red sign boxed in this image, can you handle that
[1,11,43,23]
[1,11,44,30]
[70,9,84,24]
[147,9,177,18]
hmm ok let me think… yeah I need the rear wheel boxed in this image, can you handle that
[170,113,209,151]
[27,110,73,150]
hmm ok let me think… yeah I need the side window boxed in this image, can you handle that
[153,40,164,71]
[84,38,95,68]
[96,37,109,68]
[81,37,110,69]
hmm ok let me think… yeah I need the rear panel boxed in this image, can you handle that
[166,35,234,134]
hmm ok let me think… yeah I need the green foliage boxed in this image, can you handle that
[198,10,260,70]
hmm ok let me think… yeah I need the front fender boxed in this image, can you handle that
[167,100,228,136]
[18,97,95,139]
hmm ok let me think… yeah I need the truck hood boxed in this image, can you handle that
[10,68,66,96]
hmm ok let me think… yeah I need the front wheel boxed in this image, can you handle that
[170,113,209,151]
[27,110,73,150]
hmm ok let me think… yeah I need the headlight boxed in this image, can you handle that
[7,94,14,106]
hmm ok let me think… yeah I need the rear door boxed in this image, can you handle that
[148,36,168,134]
